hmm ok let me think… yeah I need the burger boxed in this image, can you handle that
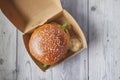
[29,22,82,67]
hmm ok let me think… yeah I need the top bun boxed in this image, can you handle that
[29,23,69,65]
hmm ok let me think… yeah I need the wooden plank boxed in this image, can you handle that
[16,31,52,80]
[89,0,120,80]
[0,11,16,80]
[52,0,89,80]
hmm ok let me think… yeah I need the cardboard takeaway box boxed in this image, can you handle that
[0,0,87,71]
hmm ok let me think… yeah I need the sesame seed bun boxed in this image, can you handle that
[29,23,69,65]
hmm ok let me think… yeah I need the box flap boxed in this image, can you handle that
[0,0,62,33]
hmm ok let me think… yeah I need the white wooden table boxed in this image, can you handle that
[0,0,120,80]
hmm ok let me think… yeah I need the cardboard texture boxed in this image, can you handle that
[0,0,87,71]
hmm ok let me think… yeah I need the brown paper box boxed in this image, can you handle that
[0,0,87,71]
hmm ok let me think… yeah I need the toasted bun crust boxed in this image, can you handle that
[29,23,69,65]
